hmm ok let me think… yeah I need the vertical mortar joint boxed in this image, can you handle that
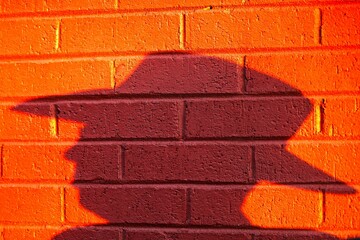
[0,144,3,178]
[120,144,125,179]
[0,226,4,240]
[314,8,322,45]
[243,55,248,93]
[320,189,326,226]
[314,99,325,134]
[50,104,59,138]
[179,14,185,49]
[122,228,127,240]
[55,19,62,51]
[186,188,192,224]
[60,187,65,223]
[181,101,187,141]
[110,60,116,91]
[250,145,256,183]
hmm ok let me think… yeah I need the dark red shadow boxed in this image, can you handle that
[14,53,356,240]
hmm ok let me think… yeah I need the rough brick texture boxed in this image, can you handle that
[65,186,186,224]
[61,15,180,53]
[186,9,315,50]
[0,1,359,240]
[124,143,252,182]
[185,98,313,139]
[0,19,57,56]
[0,61,112,98]
[57,101,181,140]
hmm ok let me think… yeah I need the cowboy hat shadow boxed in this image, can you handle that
[13,53,356,239]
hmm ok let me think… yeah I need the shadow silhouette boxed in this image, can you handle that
[14,53,356,240]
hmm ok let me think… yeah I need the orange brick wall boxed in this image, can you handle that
[0,1,359,239]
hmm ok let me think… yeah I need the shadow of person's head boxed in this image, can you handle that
[13,53,355,238]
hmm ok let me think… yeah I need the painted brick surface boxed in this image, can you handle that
[0,61,112,98]
[186,9,315,49]
[61,15,180,53]
[0,19,56,56]
[185,98,313,138]
[65,186,186,224]
[57,101,181,139]
[124,144,252,182]
[0,1,359,240]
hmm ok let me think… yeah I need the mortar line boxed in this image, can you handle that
[0,144,3,178]
[122,228,126,240]
[55,104,59,138]
[114,0,119,10]
[314,8,323,45]
[0,1,359,19]
[320,99,325,134]
[55,19,62,51]
[243,55,248,93]
[314,100,323,135]
[49,104,59,138]
[110,60,116,91]
[320,189,326,226]
[250,146,256,183]
[0,226,3,240]
[181,101,187,141]
[186,188,192,224]
[1,45,360,63]
[120,145,126,180]
[322,189,326,225]
[179,13,185,49]
[60,187,65,223]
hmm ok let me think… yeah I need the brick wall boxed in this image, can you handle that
[0,1,359,239]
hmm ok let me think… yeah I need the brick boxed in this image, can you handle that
[126,229,251,240]
[57,101,181,140]
[190,187,249,226]
[65,186,186,224]
[323,7,360,46]
[118,0,215,10]
[245,52,360,93]
[1,0,38,13]
[0,186,61,223]
[0,103,54,140]
[61,15,180,53]
[253,231,339,240]
[242,185,322,228]
[185,98,313,139]
[3,143,120,181]
[286,142,360,183]
[323,186,360,229]
[2,0,116,14]
[115,54,243,94]
[0,19,56,56]
[125,144,251,182]
[190,186,321,227]
[42,0,115,11]
[223,0,349,4]
[118,0,349,10]
[255,144,345,183]
[186,9,315,50]
[3,227,120,240]
[3,227,61,240]
[323,97,360,137]
[0,61,112,98]
[67,143,120,181]
[53,227,120,240]
[191,186,322,229]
